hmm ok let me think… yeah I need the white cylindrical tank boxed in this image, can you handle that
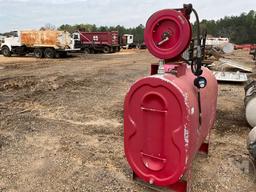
[248,127,256,159]
[245,81,256,128]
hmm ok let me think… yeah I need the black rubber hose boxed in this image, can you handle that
[192,8,201,48]
[191,8,202,76]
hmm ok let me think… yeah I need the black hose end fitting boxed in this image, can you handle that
[183,4,193,15]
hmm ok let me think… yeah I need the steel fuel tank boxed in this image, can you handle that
[124,64,217,186]
[124,4,218,191]
[245,80,256,128]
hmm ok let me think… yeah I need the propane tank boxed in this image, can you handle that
[124,4,218,191]
[248,127,256,159]
[245,81,256,128]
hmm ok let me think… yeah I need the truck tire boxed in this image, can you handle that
[44,48,56,58]
[103,46,110,54]
[84,48,91,54]
[34,48,44,58]
[113,46,120,52]
[2,46,11,57]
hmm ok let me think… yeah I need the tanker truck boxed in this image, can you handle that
[1,30,79,58]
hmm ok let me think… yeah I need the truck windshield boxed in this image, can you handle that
[7,31,18,37]
[12,31,18,37]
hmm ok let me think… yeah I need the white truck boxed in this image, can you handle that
[0,35,5,53]
[122,34,135,49]
[1,30,80,58]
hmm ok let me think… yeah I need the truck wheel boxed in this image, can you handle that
[84,48,91,54]
[2,46,11,57]
[114,46,120,52]
[103,46,110,54]
[34,48,44,58]
[44,48,56,58]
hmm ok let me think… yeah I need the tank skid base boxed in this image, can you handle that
[199,132,211,156]
[133,171,190,192]
[132,137,210,192]
[199,141,209,155]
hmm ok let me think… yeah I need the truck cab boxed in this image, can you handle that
[1,31,23,56]
[72,32,82,49]
[122,34,134,49]
[0,35,5,53]
[2,31,21,47]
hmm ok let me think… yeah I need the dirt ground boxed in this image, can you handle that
[0,50,255,192]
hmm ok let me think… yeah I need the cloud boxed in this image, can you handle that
[0,0,255,32]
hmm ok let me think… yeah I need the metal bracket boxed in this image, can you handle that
[151,64,159,75]
[199,142,209,155]
[199,131,211,155]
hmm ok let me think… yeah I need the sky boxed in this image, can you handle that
[0,0,255,33]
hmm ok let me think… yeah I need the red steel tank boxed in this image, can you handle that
[124,4,218,192]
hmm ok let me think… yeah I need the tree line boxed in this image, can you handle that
[199,10,256,44]
[58,10,256,45]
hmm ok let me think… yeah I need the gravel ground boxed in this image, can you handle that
[0,50,255,192]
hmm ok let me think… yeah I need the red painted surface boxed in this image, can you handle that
[124,5,218,192]
[144,9,192,60]
[124,64,217,187]
[251,44,256,50]
[122,35,127,46]
[235,44,256,50]
[79,31,119,46]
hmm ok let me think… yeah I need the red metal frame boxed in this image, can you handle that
[151,63,159,75]
[199,131,211,155]
[199,142,209,155]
